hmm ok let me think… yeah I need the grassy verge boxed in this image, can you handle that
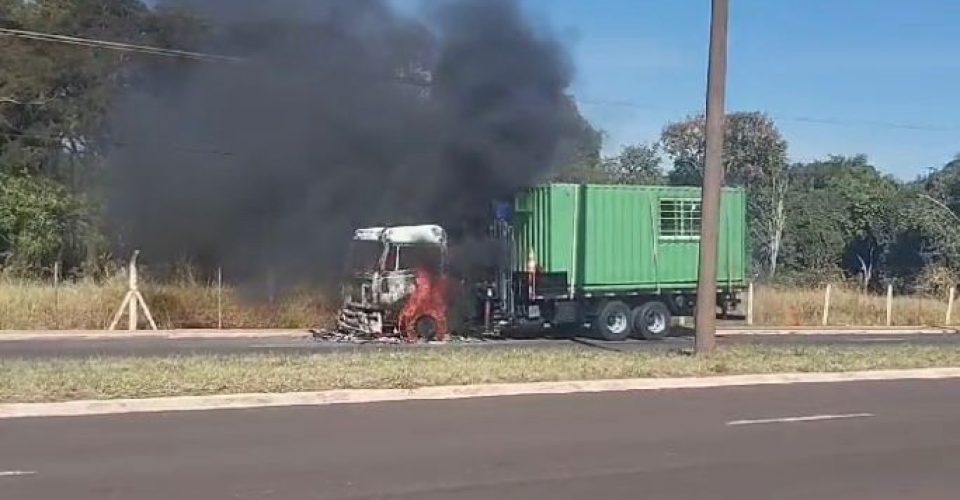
[0,275,960,334]
[0,277,332,330]
[0,277,955,330]
[753,285,952,326]
[3,345,960,404]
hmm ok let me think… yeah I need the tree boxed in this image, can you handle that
[0,173,89,272]
[782,156,899,288]
[778,185,847,283]
[660,112,789,278]
[549,142,665,185]
[610,143,663,184]
[0,0,206,274]
[886,154,960,285]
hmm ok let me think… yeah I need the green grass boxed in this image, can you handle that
[2,344,959,404]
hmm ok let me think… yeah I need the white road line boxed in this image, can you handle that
[726,413,875,426]
[0,470,37,478]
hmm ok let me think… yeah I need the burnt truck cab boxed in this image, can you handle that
[337,224,447,337]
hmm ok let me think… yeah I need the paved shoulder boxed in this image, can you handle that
[4,331,960,359]
[2,379,959,499]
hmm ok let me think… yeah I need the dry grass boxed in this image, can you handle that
[753,285,954,327]
[0,275,333,330]
[0,276,955,330]
[2,344,959,403]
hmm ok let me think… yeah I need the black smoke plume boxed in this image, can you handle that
[107,0,578,287]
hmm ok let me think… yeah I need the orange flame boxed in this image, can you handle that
[398,269,449,341]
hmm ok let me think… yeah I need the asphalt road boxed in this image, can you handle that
[2,379,959,499]
[2,332,960,359]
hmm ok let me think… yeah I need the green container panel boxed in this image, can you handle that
[514,184,747,293]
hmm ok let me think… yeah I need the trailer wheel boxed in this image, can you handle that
[594,301,631,341]
[632,301,672,340]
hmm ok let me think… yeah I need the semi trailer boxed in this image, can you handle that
[337,183,748,341]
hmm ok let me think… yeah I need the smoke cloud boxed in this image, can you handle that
[106,0,578,286]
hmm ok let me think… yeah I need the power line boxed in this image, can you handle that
[786,116,957,132]
[3,27,954,132]
[577,98,959,132]
[0,26,432,89]
[0,96,53,106]
[0,27,241,62]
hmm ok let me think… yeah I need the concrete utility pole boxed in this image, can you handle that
[694,0,729,355]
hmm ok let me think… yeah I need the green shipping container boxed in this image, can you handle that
[513,184,747,293]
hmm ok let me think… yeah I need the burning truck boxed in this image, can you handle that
[337,225,451,341]
[337,183,749,342]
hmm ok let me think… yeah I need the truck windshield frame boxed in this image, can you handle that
[385,243,445,273]
[348,240,387,274]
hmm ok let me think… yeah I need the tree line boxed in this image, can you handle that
[556,112,960,293]
[1,0,205,276]
[2,1,959,294]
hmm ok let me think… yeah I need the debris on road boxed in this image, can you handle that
[310,328,494,345]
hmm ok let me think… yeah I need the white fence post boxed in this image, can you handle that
[53,261,60,329]
[217,267,224,330]
[886,285,893,327]
[108,250,157,331]
[947,286,956,327]
[822,284,832,326]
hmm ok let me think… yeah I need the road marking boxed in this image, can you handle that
[0,470,37,478]
[727,413,875,426]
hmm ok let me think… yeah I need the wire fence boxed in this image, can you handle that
[746,282,958,328]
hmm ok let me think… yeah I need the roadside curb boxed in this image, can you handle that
[3,367,960,420]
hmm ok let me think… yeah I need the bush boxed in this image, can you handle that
[0,173,92,273]
[915,264,959,298]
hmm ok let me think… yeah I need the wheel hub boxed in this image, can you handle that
[644,310,666,334]
[606,312,628,334]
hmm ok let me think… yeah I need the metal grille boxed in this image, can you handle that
[659,199,702,239]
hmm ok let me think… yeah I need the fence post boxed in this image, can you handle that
[217,267,224,330]
[886,285,893,327]
[53,261,60,329]
[108,250,157,331]
[822,284,832,326]
[947,286,956,327]
[747,281,754,326]
[127,254,139,331]
[917,290,923,326]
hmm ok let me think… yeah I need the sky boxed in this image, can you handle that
[141,0,957,179]
[514,0,959,179]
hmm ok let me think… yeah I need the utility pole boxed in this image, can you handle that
[694,0,729,355]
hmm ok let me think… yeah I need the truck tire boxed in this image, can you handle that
[594,301,631,341]
[414,316,439,342]
[632,301,672,340]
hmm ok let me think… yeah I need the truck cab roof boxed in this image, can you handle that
[353,225,446,245]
